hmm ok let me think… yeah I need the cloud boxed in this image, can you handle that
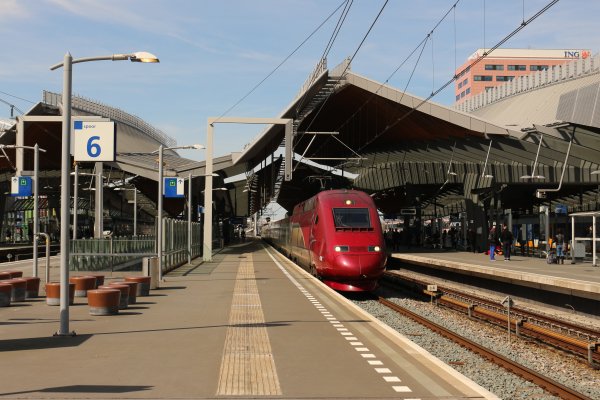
[0,0,30,19]
[46,0,179,36]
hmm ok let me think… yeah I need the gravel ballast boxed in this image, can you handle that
[351,282,600,400]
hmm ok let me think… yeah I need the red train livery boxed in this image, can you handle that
[262,189,386,291]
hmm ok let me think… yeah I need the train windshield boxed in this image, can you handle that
[332,208,371,229]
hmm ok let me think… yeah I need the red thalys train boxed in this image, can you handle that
[261,189,386,292]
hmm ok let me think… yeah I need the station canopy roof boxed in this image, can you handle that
[237,58,600,216]
[0,91,246,218]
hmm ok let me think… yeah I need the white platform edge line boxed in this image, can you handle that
[262,244,501,400]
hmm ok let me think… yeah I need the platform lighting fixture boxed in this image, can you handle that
[480,139,494,179]
[520,133,546,180]
[50,50,159,337]
[592,170,600,175]
[202,187,228,192]
[446,142,458,177]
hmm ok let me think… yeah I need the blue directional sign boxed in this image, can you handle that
[11,176,32,197]
[555,204,568,214]
[164,177,184,198]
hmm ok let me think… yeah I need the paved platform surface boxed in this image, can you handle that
[392,250,600,301]
[0,240,497,399]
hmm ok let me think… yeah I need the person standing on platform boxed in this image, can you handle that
[488,225,498,261]
[500,224,514,261]
[553,229,566,264]
[468,227,476,253]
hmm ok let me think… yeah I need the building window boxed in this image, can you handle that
[474,75,493,81]
[485,86,494,91]
[456,94,461,101]
[485,64,504,70]
[460,91,465,98]
[465,88,470,95]
[530,65,549,71]
[458,81,463,89]
[507,64,526,71]
[496,76,515,81]
[463,78,468,85]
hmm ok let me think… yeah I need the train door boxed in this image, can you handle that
[308,211,320,275]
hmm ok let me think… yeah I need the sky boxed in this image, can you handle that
[0,0,598,162]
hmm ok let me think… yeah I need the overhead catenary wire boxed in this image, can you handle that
[0,90,36,105]
[295,0,354,114]
[321,0,353,61]
[295,0,390,155]
[309,0,460,164]
[212,0,348,124]
[356,0,560,154]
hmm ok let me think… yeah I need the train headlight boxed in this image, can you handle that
[368,245,381,252]
[334,245,349,252]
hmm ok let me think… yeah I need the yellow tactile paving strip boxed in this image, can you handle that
[216,253,282,396]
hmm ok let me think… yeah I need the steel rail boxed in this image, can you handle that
[382,272,600,364]
[378,297,593,400]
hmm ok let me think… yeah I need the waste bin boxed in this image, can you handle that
[142,256,159,289]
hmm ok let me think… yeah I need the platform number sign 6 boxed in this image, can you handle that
[87,136,101,157]
[73,120,116,162]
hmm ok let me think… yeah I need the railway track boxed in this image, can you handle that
[382,271,600,366]
[378,297,594,400]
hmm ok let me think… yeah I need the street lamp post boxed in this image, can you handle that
[188,173,192,265]
[155,144,203,283]
[50,51,159,336]
[0,144,47,277]
[73,163,78,239]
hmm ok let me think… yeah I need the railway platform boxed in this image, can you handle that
[0,239,497,399]
[391,250,600,315]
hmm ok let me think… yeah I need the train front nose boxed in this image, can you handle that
[333,253,386,278]
[323,252,385,291]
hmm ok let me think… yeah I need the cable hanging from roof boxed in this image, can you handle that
[307,0,460,164]
[321,0,353,61]
[355,0,560,155]
[295,0,390,151]
[295,0,354,114]
[212,0,348,124]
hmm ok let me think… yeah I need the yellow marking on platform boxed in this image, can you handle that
[216,254,282,396]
